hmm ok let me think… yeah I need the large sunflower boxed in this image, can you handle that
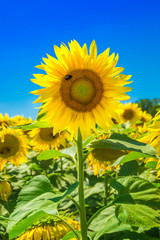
[31,40,132,138]
[29,128,70,151]
[0,128,29,171]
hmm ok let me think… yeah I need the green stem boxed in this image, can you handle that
[77,128,88,240]
[104,173,109,205]
[60,157,64,175]
[67,195,81,211]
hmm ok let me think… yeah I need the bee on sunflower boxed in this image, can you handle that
[31,40,132,139]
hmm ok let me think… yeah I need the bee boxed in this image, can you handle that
[65,75,72,80]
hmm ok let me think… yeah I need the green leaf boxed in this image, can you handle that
[89,206,132,240]
[60,183,104,210]
[0,216,8,228]
[110,176,160,230]
[119,161,140,176]
[83,135,94,147]
[37,149,71,160]
[13,121,49,130]
[49,182,79,202]
[7,177,79,240]
[116,204,160,229]
[61,145,77,158]
[90,133,157,158]
[36,112,47,121]
[110,176,160,210]
[112,152,154,166]
[7,175,57,235]
[117,231,159,240]
[145,161,157,169]
[9,210,49,239]
[62,230,81,240]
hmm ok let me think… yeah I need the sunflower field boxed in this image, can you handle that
[1,40,160,240]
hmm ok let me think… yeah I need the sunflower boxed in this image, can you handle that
[17,218,80,240]
[87,148,125,176]
[10,115,33,126]
[139,115,160,177]
[29,128,70,151]
[140,112,160,155]
[118,102,142,124]
[136,110,152,127]
[0,180,11,201]
[0,113,10,129]
[0,128,29,171]
[31,40,132,138]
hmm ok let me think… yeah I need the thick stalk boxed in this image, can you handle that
[77,128,88,240]
[104,173,109,205]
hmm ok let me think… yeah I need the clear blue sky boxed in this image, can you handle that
[0,0,160,119]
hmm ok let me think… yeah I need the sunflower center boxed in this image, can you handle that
[92,148,125,164]
[0,135,19,158]
[141,117,146,122]
[70,77,96,105]
[39,128,59,142]
[123,109,134,120]
[60,69,103,112]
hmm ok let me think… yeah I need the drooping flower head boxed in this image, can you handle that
[0,180,11,201]
[0,128,29,171]
[17,218,80,240]
[31,40,132,138]
[87,133,126,176]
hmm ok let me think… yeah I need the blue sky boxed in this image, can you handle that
[0,0,160,119]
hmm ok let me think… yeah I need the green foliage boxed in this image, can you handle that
[136,98,160,116]
[90,133,157,157]
[7,176,79,239]
[37,149,72,160]
[13,121,49,130]
[88,176,160,239]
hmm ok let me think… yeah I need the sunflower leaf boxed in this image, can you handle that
[90,133,157,158]
[145,161,158,169]
[49,182,79,202]
[9,210,49,239]
[112,151,153,166]
[37,149,71,160]
[7,175,57,235]
[13,121,50,130]
[61,230,81,240]
[110,176,160,229]
[89,206,132,240]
